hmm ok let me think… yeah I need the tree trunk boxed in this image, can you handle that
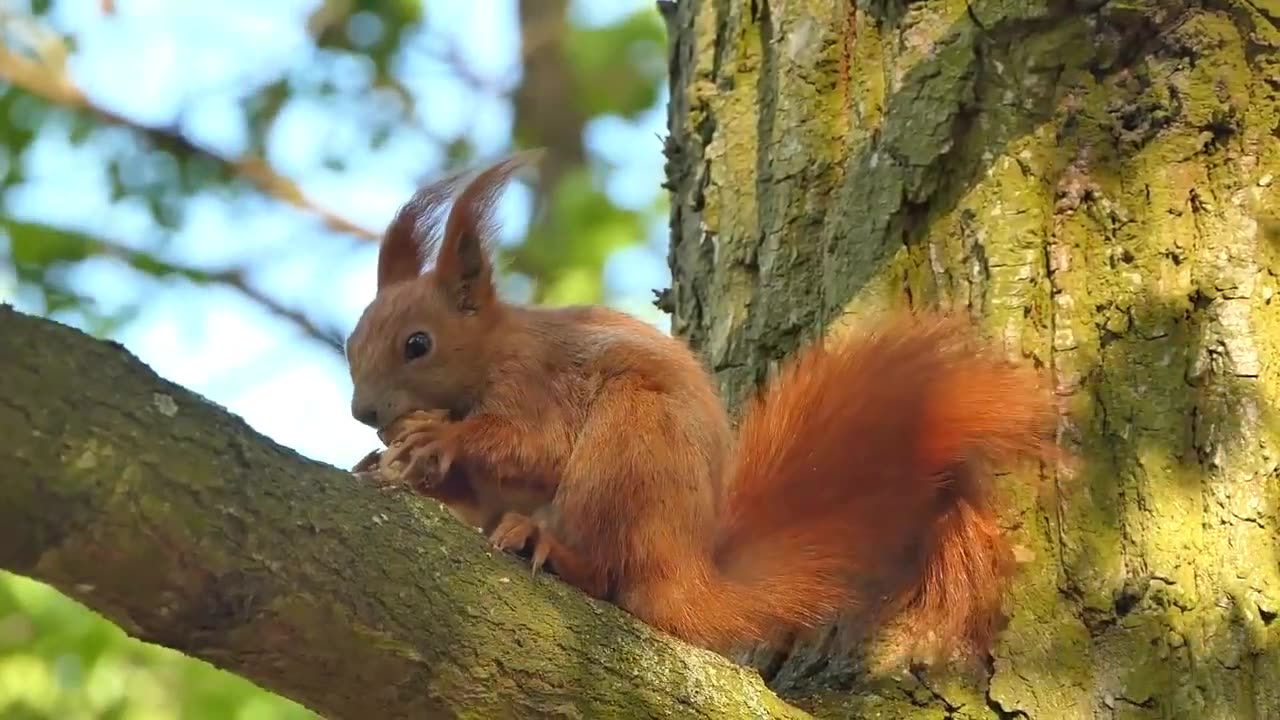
[665,0,1280,717]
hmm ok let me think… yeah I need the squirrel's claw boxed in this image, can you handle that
[529,536,551,577]
[351,448,382,474]
[489,512,536,552]
[383,436,454,490]
[404,441,455,483]
[363,468,413,493]
[379,414,460,491]
[489,512,554,578]
[351,448,413,492]
[378,409,449,445]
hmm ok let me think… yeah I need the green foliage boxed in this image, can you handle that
[509,166,650,305]
[0,572,315,720]
[565,9,667,118]
[308,0,425,88]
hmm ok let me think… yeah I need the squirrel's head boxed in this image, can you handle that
[345,151,539,431]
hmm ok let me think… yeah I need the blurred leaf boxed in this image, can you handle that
[4,219,207,283]
[243,80,292,156]
[66,110,97,144]
[309,0,424,98]
[565,9,665,118]
[0,572,316,719]
[513,166,646,304]
[0,90,40,182]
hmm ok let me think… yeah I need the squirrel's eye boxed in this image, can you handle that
[403,331,432,361]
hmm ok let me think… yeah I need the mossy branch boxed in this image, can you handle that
[0,306,809,720]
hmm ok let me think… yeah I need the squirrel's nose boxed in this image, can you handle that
[352,403,379,428]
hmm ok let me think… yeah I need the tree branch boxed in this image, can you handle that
[0,41,379,242]
[0,306,810,720]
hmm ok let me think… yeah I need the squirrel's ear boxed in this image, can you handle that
[376,171,464,291]
[435,149,542,313]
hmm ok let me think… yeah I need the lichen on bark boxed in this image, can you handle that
[665,0,1280,717]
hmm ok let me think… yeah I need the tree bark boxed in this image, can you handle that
[0,306,812,720]
[665,0,1280,717]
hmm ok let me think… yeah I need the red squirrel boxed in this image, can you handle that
[345,151,1059,665]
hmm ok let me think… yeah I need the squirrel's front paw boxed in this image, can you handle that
[351,448,405,491]
[351,448,382,474]
[380,410,460,491]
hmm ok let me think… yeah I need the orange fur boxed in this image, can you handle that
[346,153,1059,663]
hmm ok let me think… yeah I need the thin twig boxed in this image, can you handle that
[3,217,348,352]
[211,269,347,352]
[95,236,349,352]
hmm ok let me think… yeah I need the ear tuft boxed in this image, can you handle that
[376,167,467,290]
[435,149,543,312]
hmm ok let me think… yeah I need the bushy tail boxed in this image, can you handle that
[703,314,1057,661]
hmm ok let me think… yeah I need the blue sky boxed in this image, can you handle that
[1,0,670,468]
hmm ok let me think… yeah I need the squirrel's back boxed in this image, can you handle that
[507,305,724,397]
[496,303,733,454]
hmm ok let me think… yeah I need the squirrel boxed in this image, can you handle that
[344,151,1060,666]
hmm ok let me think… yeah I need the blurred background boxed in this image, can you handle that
[0,0,670,717]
